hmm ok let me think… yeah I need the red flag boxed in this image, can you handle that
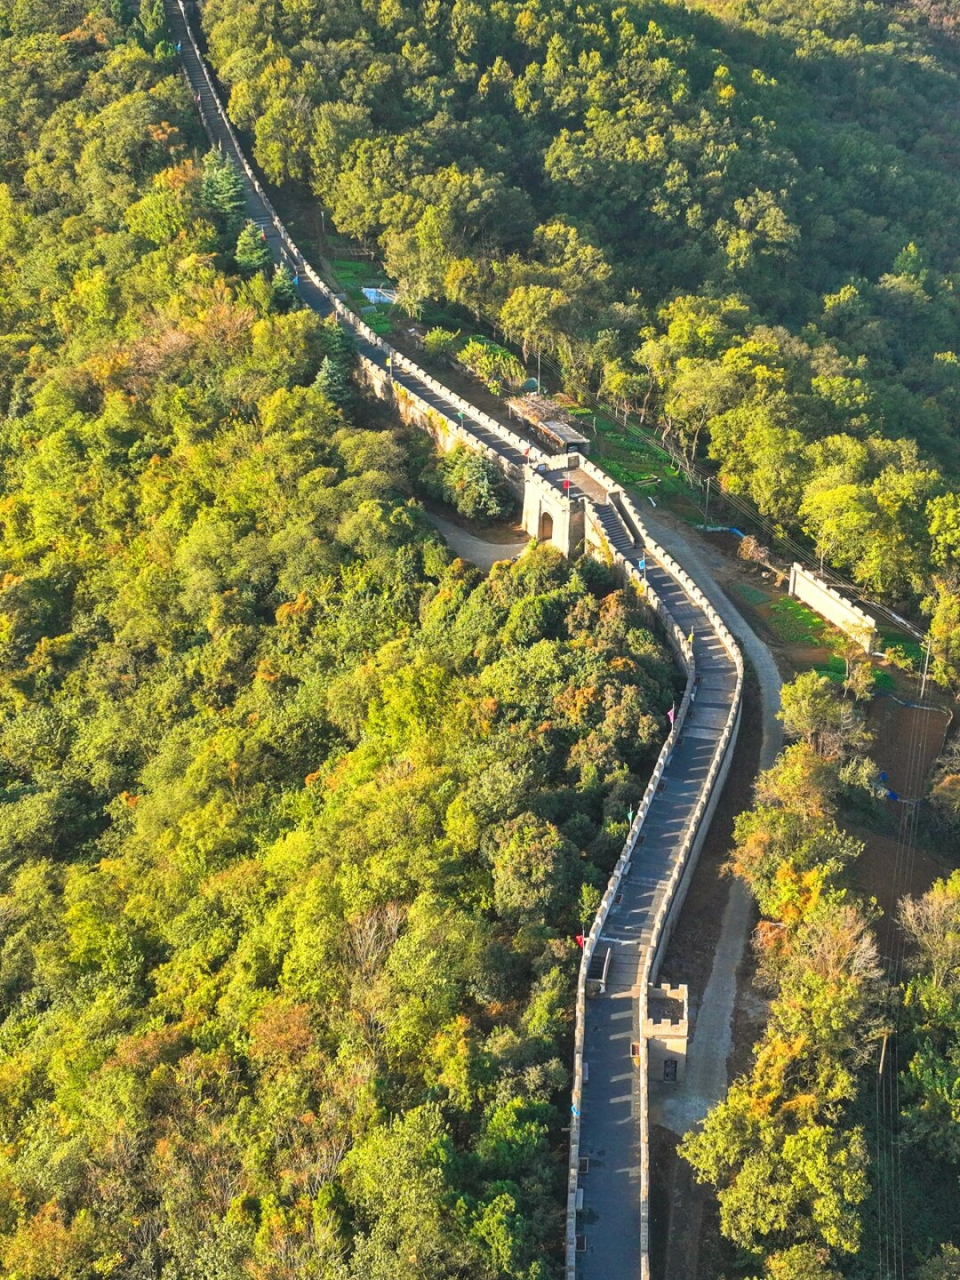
[575,934,584,949]
[563,478,570,491]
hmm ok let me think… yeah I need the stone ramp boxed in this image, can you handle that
[576,547,738,1280]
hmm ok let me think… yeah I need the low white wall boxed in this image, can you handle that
[789,563,877,653]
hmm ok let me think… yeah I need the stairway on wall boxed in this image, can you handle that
[573,532,738,1280]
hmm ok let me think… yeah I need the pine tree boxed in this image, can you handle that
[201,151,245,241]
[315,355,351,407]
[271,263,299,312]
[235,220,272,275]
[139,0,167,43]
[322,315,356,365]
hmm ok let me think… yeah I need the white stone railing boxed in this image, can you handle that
[171,0,549,474]
[168,13,743,1276]
[564,495,743,1280]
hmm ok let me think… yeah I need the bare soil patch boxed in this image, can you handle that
[851,826,954,960]
[866,695,952,798]
[851,697,955,960]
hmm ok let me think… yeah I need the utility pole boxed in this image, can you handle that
[703,474,711,525]
[919,635,932,703]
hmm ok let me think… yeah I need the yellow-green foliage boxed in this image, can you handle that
[0,11,679,1278]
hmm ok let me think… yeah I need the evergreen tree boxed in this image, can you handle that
[271,263,299,312]
[235,219,272,274]
[138,0,167,44]
[323,315,356,365]
[315,354,350,407]
[201,151,245,241]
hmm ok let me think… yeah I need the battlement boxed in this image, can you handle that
[644,983,689,1083]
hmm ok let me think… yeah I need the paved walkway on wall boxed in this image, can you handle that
[641,508,783,1140]
[575,537,739,1280]
[165,0,541,479]
[165,12,749,1277]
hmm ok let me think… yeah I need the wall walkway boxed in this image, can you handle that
[567,486,742,1280]
[163,7,743,1276]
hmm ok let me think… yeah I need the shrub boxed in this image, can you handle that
[434,445,516,524]
[423,327,459,360]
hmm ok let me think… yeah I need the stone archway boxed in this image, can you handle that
[538,510,554,543]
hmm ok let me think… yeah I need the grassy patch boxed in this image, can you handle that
[732,583,772,607]
[872,668,896,693]
[330,258,385,285]
[420,302,468,331]
[878,632,923,670]
[811,654,847,681]
[363,308,394,336]
[767,596,825,646]
[810,654,894,692]
[593,419,699,509]
[604,459,660,488]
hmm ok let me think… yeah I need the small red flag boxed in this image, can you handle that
[575,934,585,949]
[563,478,570,490]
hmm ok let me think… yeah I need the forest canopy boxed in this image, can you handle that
[0,5,679,1277]
[198,0,960,677]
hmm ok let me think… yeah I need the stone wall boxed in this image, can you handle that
[788,563,877,653]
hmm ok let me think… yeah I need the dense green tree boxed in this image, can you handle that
[201,148,246,240]
[271,261,299,312]
[190,0,960,621]
[683,675,887,1272]
[234,218,272,274]
[427,443,517,524]
[899,874,960,1164]
[0,25,677,1273]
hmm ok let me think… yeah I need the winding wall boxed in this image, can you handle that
[163,6,743,1275]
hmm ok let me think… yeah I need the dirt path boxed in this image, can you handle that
[423,510,529,572]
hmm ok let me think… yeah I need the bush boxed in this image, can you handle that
[433,445,516,524]
[457,338,524,394]
[423,327,459,360]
